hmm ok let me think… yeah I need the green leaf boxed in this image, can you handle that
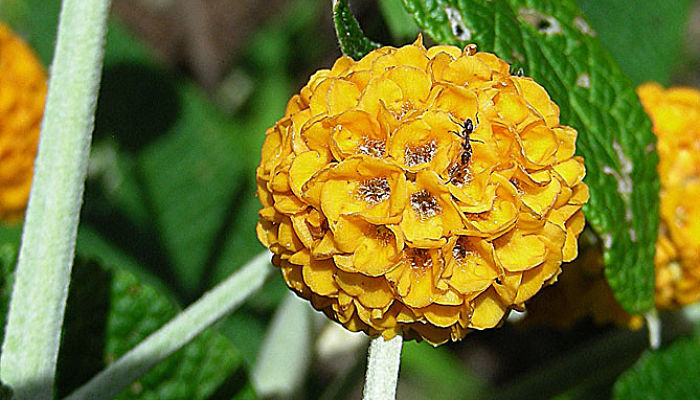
[332,0,382,60]
[100,18,247,300]
[56,258,258,400]
[135,82,246,298]
[0,224,21,350]
[379,0,420,42]
[613,336,700,400]
[76,226,176,302]
[577,0,696,85]
[0,228,15,397]
[401,0,659,313]
[0,225,21,398]
[0,0,61,66]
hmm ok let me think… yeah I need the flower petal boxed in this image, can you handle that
[440,55,492,86]
[553,156,586,187]
[300,252,339,296]
[469,288,507,329]
[515,76,560,126]
[289,151,330,198]
[495,230,546,272]
[335,271,395,309]
[422,304,464,328]
[518,124,559,166]
[330,110,385,159]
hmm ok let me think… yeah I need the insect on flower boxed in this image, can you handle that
[449,113,483,165]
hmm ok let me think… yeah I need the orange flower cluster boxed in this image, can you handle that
[256,37,588,344]
[639,83,700,309]
[0,23,46,221]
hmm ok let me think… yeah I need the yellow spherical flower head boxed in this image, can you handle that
[0,23,46,221]
[638,83,700,309]
[256,36,588,345]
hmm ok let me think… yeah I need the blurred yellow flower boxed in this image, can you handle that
[256,36,588,345]
[639,82,700,309]
[0,23,46,221]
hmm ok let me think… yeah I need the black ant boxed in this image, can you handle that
[449,114,483,165]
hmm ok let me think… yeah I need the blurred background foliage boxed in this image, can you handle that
[0,0,699,399]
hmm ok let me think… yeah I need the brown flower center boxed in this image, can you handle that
[405,140,437,167]
[370,225,394,246]
[452,238,474,264]
[358,137,386,158]
[357,177,391,205]
[405,247,432,270]
[410,189,441,219]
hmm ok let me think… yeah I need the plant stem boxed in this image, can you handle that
[63,252,273,400]
[0,1,111,399]
[251,292,313,398]
[645,309,661,349]
[362,335,403,400]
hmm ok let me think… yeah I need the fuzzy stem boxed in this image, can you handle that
[63,252,273,400]
[0,1,111,399]
[362,335,403,400]
[645,309,661,349]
